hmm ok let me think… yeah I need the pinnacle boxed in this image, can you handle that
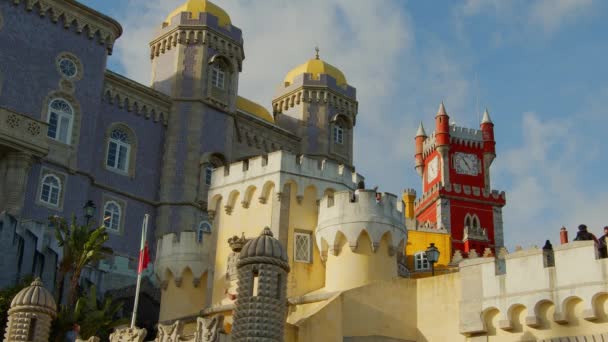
[436,101,447,117]
[481,108,493,124]
[416,121,427,137]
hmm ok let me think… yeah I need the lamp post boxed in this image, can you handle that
[83,200,96,225]
[425,243,440,276]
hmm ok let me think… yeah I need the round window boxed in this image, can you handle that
[59,58,78,79]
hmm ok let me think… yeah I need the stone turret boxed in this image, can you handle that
[232,227,290,342]
[3,278,56,342]
[316,190,407,291]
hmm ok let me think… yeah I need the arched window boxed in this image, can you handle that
[465,215,471,228]
[47,99,73,144]
[197,221,212,243]
[40,175,61,206]
[106,128,131,173]
[204,165,214,185]
[473,215,480,229]
[211,64,225,89]
[103,201,121,231]
[333,124,344,144]
[414,251,430,271]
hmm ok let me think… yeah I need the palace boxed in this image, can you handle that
[1,1,608,341]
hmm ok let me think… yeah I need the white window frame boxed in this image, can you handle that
[39,174,61,207]
[103,201,122,232]
[294,232,312,263]
[333,125,344,144]
[197,221,212,243]
[47,99,73,144]
[414,251,430,271]
[211,66,225,89]
[106,129,131,173]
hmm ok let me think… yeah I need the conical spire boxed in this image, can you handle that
[436,101,447,117]
[416,121,427,137]
[481,108,493,124]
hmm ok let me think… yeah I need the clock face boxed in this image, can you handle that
[427,156,439,183]
[453,152,479,176]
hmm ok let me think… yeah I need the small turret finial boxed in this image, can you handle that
[416,121,427,137]
[481,107,493,124]
[436,101,447,117]
[315,46,320,60]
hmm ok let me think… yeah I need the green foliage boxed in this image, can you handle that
[49,215,113,306]
[51,285,127,341]
[0,276,34,339]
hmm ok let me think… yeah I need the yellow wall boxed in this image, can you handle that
[403,191,416,219]
[286,185,326,298]
[405,229,452,276]
[210,187,274,305]
[416,272,464,341]
[325,232,397,292]
[159,269,207,321]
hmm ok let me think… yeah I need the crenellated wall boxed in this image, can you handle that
[316,189,407,292]
[459,241,608,340]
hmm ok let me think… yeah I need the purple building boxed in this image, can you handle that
[0,0,358,322]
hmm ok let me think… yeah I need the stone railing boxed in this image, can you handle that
[0,107,49,156]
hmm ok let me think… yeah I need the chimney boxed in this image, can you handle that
[560,227,568,244]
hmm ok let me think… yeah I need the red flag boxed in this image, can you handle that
[138,242,150,274]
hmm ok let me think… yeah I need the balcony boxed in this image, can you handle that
[0,106,49,157]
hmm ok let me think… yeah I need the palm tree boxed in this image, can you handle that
[50,215,113,307]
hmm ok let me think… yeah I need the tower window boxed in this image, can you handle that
[252,269,259,296]
[333,125,344,144]
[414,251,430,271]
[197,221,212,243]
[47,99,73,144]
[211,66,225,89]
[294,232,312,263]
[40,174,61,207]
[103,201,122,232]
[205,165,214,185]
[106,128,131,173]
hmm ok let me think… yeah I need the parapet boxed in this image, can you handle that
[449,125,483,143]
[155,231,210,287]
[414,183,506,210]
[208,151,364,212]
[403,188,417,198]
[458,241,608,335]
[316,190,407,257]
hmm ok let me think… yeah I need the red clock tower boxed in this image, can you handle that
[413,102,506,256]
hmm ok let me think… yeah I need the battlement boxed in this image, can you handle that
[155,231,211,287]
[422,133,437,159]
[208,151,363,213]
[450,124,483,142]
[459,241,608,335]
[414,183,506,210]
[403,188,417,197]
[315,190,407,258]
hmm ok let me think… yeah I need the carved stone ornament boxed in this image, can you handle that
[109,327,147,342]
[155,321,182,342]
[194,316,224,342]
[228,233,247,252]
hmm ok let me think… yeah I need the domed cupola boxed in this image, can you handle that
[283,47,348,88]
[238,227,289,271]
[164,0,232,27]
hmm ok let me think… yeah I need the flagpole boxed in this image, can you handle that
[131,214,149,328]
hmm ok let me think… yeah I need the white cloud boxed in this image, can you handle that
[496,94,608,249]
[529,0,594,34]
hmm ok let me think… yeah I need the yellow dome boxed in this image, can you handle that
[283,57,348,87]
[164,0,231,27]
[237,96,274,123]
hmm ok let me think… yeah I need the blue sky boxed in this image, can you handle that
[81,0,608,249]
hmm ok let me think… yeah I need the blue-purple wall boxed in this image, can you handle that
[0,2,162,256]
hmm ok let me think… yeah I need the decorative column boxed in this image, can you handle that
[3,278,56,342]
[231,227,290,342]
[2,151,34,216]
